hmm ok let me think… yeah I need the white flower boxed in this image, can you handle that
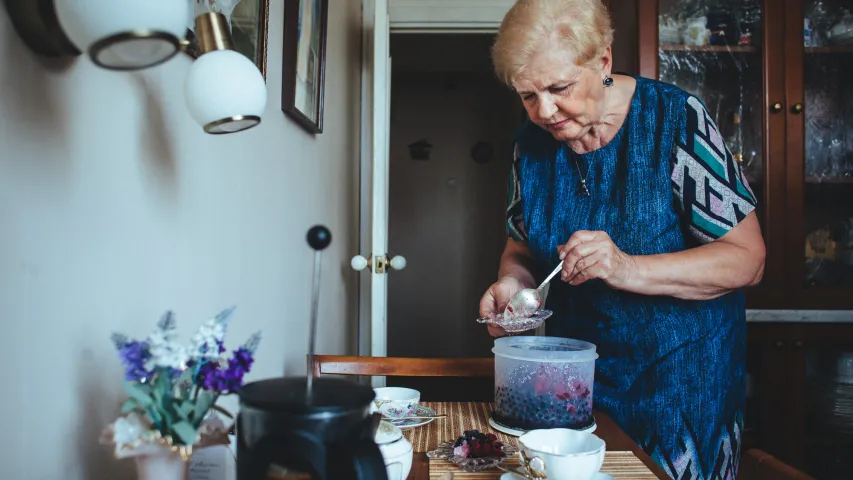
[189,318,227,361]
[146,330,189,370]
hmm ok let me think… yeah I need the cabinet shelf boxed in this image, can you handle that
[659,44,759,53]
[806,177,853,184]
[805,46,853,53]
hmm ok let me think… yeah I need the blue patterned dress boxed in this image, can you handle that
[506,75,757,479]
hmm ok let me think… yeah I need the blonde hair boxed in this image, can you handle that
[492,0,614,86]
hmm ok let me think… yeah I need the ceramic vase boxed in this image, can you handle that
[134,451,188,480]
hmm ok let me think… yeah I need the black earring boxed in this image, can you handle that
[603,76,614,87]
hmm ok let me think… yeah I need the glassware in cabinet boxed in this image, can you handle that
[657,0,767,226]
[802,0,853,289]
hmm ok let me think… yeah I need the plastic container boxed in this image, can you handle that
[493,336,598,431]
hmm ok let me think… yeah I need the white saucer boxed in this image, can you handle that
[500,472,615,480]
[489,414,597,437]
[388,405,438,429]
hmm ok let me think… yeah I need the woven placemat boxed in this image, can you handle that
[403,402,518,453]
[428,451,658,479]
[403,403,656,479]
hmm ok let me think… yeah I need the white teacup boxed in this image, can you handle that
[372,387,420,419]
[517,429,606,480]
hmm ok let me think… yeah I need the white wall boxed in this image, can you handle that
[0,1,363,478]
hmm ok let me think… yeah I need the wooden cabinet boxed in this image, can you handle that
[638,0,853,310]
[637,1,853,476]
[747,322,853,478]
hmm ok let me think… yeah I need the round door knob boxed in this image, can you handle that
[791,103,804,114]
[770,102,783,114]
[351,255,369,271]
[389,255,407,270]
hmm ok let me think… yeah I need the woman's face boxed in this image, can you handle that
[512,46,611,143]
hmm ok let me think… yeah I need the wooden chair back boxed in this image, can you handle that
[739,449,816,480]
[310,355,494,378]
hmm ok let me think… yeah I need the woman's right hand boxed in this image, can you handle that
[479,276,525,337]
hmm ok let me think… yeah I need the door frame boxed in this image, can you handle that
[357,0,391,373]
[358,0,372,366]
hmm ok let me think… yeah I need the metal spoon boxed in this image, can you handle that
[503,262,563,320]
[382,414,447,421]
[495,464,542,479]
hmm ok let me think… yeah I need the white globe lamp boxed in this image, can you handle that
[54,0,190,70]
[184,13,267,134]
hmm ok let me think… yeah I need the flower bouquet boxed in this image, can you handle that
[99,307,260,479]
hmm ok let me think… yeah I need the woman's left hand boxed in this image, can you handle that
[558,230,638,289]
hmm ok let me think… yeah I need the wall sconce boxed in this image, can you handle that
[184,13,266,134]
[55,0,189,71]
[3,0,266,135]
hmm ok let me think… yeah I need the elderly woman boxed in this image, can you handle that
[479,0,766,478]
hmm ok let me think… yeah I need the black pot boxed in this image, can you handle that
[236,377,388,480]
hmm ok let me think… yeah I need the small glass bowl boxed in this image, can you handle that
[476,310,553,333]
[427,440,518,473]
[448,455,505,472]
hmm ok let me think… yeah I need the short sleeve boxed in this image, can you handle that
[671,95,758,244]
[506,143,528,242]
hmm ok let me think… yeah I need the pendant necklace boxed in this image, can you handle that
[572,77,612,197]
[572,151,595,197]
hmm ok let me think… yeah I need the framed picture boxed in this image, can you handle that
[188,1,270,78]
[281,0,328,134]
[229,0,271,79]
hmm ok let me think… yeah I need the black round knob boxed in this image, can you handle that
[307,225,332,251]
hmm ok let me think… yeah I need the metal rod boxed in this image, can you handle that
[306,249,323,402]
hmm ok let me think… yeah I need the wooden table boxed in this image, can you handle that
[404,403,669,480]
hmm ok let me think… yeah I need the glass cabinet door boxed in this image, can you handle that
[802,0,853,288]
[657,0,766,225]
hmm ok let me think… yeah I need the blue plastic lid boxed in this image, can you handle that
[492,336,598,362]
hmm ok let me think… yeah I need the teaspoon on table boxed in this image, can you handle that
[495,464,544,479]
[382,414,447,421]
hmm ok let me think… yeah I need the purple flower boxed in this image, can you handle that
[118,341,152,382]
[231,347,254,372]
[198,347,255,394]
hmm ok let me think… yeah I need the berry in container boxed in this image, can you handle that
[493,336,598,431]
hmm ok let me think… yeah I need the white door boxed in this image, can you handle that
[352,0,405,387]
[353,1,511,387]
